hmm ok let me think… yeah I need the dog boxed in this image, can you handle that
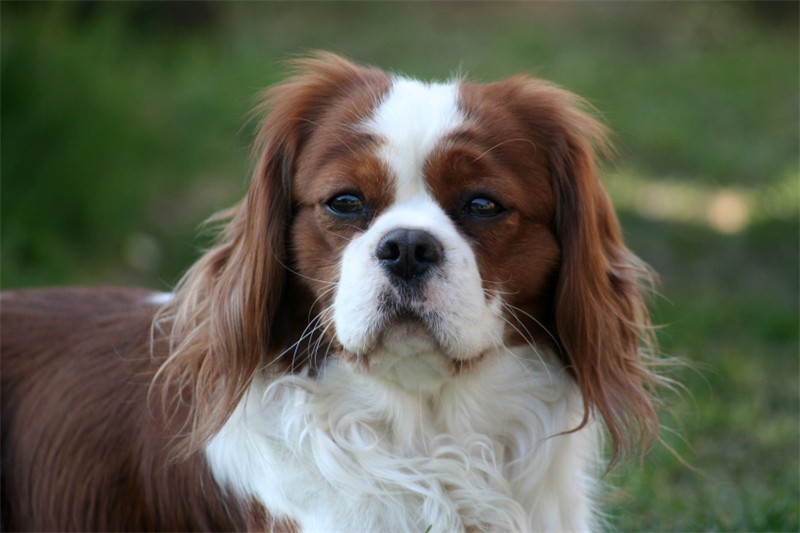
[1,53,662,531]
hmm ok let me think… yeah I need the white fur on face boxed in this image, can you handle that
[365,78,463,203]
[332,198,505,391]
[331,78,504,391]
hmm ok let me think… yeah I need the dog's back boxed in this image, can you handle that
[0,288,243,531]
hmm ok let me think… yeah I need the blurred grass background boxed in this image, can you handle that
[2,2,798,530]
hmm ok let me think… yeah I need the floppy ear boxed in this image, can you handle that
[543,87,661,462]
[502,77,660,461]
[155,53,382,454]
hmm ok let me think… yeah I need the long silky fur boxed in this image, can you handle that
[1,53,674,532]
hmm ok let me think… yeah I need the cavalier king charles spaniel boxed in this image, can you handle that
[2,53,662,531]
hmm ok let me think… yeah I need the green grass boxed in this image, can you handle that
[605,216,799,531]
[2,3,798,531]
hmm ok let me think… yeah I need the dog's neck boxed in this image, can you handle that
[205,346,599,531]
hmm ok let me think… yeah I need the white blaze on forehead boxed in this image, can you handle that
[364,77,464,202]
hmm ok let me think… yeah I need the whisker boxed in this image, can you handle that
[319,224,361,243]
[280,263,338,287]
[497,299,561,357]
[265,302,337,373]
[469,138,536,164]
[483,289,562,384]
[295,117,364,159]
[496,312,552,383]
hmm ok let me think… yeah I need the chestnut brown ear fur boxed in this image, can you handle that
[553,133,660,462]
[502,77,661,461]
[154,53,388,455]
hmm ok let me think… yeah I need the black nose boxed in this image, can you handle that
[375,228,444,282]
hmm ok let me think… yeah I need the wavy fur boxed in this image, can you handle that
[1,53,668,531]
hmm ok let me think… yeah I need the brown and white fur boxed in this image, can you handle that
[1,53,661,532]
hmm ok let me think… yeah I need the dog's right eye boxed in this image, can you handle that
[326,194,365,216]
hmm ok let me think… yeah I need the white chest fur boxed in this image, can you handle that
[205,348,599,532]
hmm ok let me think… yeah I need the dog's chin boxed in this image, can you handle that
[337,316,488,394]
[343,316,486,394]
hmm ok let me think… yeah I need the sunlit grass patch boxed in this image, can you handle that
[606,169,799,234]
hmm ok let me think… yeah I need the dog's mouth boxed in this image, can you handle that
[374,307,443,354]
[335,309,489,390]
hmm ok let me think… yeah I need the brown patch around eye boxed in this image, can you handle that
[419,106,562,349]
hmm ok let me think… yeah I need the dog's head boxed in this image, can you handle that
[161,53,659,460]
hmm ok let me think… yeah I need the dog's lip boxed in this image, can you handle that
[337,314,489,376]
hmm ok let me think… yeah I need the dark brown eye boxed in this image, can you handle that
[327,194,365,216]
[466,197,505,218]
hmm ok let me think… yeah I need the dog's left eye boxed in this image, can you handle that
[465,196,505,218]
[327,194,365,215]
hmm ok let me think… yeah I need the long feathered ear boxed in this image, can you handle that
[154,53,382,455]
[543,85,661,463]
[499,76,661,462]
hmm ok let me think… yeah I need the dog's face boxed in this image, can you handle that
[288,77,563,391]
[188,54,657,456]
